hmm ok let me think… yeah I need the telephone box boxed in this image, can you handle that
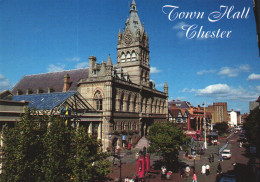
[145,154,150,172]
[137,156,145,178]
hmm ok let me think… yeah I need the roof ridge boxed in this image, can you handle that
[24,68,89,77]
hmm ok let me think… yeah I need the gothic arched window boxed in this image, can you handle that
[133,96,137,112]
[121,53,126,62]
[94,91,102,111]
[120,93,124,111]
[126,52,131,61]
[132,52,136,61]
[127,95,131,111]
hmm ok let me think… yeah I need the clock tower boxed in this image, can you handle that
[117,0,150,87]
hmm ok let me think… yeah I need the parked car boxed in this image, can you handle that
[221,149,232,159]
[219,173,236,182]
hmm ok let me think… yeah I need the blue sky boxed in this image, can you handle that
[0,0,259,114]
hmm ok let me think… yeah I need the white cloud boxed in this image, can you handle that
[182,88,196,93]
[197,84,231,95]
[197,69,216,75]
[173,22,189,39]
[0,74,12,91]
[218,67,238,77]
[176,96,186,101]
[173,21,188,30]
[66,57,81,62]
[239,64,250,72]
[195,83,258,101]
[47,64,66,72]
[247,73,260,80]
[75,62,89,69]
[218,64,250,77]
[150,67,161,74]
[155,83,164,88]
[256,86,260,92]
[197,64,250,77]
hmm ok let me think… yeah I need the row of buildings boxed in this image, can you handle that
[168,100,245,132]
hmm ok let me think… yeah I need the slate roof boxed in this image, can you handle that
[168,100,193,109]
[13,92,76,110]
[12,68,89,95]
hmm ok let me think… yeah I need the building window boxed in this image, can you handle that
[127,95,130,111]
[121,53,125,62]
[133,96,136,112]
[132,52,136,61]
[94,91,102,111]
[127,52,131,61]
[120,94,124,111]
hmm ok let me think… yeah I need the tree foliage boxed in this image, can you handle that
[213,122,228,136]
[147,122,188,167]
[243,107,260,158]
[0,108,111,182]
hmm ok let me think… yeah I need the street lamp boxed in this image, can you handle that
[202,102,207,149]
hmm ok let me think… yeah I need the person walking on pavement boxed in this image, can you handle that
[212,153,214,162]
[192,171,198,182]
[217,163,222,174]
[180,167,184,178]
[209,154,212,163]
[206,164,210,176]
[161,166,167,180]
[201,164,206,175]
[185,165,191,177]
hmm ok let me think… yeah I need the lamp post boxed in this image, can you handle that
[202,102,207,149]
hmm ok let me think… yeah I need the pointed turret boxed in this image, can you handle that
[130,0,137,12]
[164,81,168,95]
[107,54,112,66]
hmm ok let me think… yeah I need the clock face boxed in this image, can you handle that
[124,34,132,45]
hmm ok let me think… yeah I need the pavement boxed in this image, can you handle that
[108,132,258,182]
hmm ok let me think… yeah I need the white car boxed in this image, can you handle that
[221,149,232,159]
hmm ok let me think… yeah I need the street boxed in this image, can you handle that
[108,132,258,182]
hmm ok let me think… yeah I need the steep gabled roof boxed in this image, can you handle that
[12,68,89,95]
[169,108,182,117]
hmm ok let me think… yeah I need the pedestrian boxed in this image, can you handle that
[180,167,184,178]
[166,171,172,180]
[192,171,198,182]
[206,164,210,176]
[211,154,214,162]
[217,163,222,174]
[161,166,167,180]
[209,154,212,163]
[185,165,191,177]
[219,153,223,162]
[201,164,206,175]
[239,142,242,148]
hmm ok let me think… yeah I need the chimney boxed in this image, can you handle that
[63,74,70,92]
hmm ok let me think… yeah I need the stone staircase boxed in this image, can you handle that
[135,137,149,150]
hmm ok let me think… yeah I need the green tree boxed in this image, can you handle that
[70,127,111,182]
[43,116,71,182]
[0,108,111,182]
[1,108,48,182]
[213,122,228,136]
[147,122,188,168]
[243,107,260,158]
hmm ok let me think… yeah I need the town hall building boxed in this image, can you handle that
[9,0,168,150]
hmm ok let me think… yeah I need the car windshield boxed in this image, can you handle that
[223,152,230,154]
